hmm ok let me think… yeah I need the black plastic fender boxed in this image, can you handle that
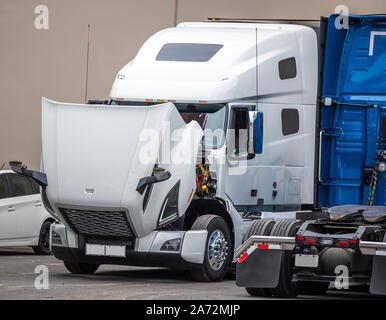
[236,249,283,288]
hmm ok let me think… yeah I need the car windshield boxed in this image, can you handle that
[111,101,227,148]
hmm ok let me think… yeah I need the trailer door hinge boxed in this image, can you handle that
[323,97,333,106]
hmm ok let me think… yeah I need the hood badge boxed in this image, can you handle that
[85,187,95,195]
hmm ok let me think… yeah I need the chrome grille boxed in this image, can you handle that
[59,208,134,238]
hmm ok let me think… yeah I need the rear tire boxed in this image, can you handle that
[32,220,53,255]
[190,215,231,282]
[244,219,276,297]
[270,219,302,298]
[64,261,100,274]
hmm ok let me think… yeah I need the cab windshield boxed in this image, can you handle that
[111,101,227,148]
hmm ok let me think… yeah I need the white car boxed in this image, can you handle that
[0,170,54,254]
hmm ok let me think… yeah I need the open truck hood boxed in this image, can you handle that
[42,98,203,237]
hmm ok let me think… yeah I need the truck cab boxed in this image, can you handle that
[110,21,318,212]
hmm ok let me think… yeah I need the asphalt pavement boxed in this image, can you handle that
[0,247,379,300]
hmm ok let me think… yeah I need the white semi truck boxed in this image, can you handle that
[11,15,384,287]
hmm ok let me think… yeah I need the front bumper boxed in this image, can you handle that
[52,246,201,270]
[50,222,207,270]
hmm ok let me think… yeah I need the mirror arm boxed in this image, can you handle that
[26,169,48,188]
[9,161,48,188]
[136,170,171,195]
[136,176,157,195]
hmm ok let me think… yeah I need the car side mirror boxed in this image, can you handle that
[9,160,25,174]
[9,160,48,188]
[136,167,171,195]
[248,111,263,154]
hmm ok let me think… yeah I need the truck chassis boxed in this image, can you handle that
[236,205,386,297]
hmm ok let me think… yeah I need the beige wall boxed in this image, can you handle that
[1,0,385,170]
[177,0,386,21]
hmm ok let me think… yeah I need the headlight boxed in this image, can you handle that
[50,223,68,247]
[158,181,180,227]
[51,230,63,245]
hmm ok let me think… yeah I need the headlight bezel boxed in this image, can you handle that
[158,181,180,227]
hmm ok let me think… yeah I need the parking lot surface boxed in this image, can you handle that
[0,247,379,300]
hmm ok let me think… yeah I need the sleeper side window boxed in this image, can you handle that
[278,57,297,80]
[281,108,299,136]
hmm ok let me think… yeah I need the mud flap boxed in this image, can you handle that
[370,256,386,295]
[236,249,283,288]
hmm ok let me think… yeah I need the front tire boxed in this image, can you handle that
[64,261,100,274]
[190,215,231,282]
[32,220,53,255]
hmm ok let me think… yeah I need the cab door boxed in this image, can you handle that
[224,104,260,206]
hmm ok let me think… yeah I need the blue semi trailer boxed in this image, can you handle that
[236,14,386,297]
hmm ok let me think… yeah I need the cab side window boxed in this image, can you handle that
[0,175,10,199]
[7,173,38,197]
[281,108,299,136]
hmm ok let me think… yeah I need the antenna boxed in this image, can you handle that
[0,162,5,170]
[85,24,90,103]
[174,0,179,26]
[255,28,258,106]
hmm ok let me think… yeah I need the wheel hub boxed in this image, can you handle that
[207,229,228,271]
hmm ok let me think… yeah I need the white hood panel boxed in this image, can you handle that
[42,98,202,237]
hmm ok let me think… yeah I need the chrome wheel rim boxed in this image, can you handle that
[207,229,228,271]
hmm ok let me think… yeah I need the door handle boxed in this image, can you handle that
[35,201,42,207]
[8,206,15,212]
